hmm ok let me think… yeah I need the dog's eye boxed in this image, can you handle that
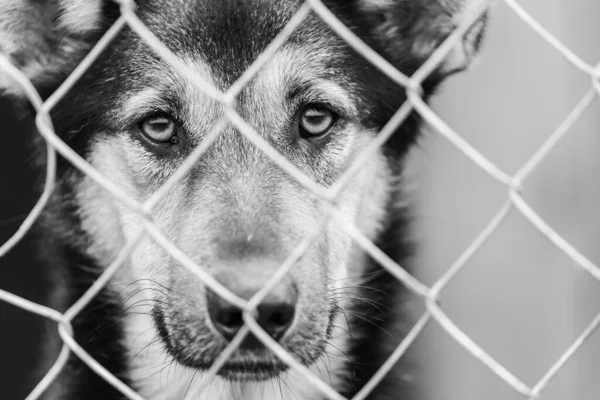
[299,105,337,138]
[139,115,179,144]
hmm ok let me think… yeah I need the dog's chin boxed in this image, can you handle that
[169,347,291,382]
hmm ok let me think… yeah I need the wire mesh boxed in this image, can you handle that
[0,0,599,399]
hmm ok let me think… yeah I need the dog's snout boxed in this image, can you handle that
[206,268,297,348]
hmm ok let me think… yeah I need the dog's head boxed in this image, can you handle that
[0,0,487,384]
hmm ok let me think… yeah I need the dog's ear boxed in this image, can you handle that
[348,0,489,78]
[0,0,105,96]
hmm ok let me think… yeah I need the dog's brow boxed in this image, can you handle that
[119,89,173,121]
[118,56,218,122]
[256,48,358,114]
[178,56,222,98]
[292,80,357,116]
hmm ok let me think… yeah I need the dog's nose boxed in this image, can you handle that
[207,293,296,344]
[206,270,297,348]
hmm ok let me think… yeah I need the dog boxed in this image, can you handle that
[0,0,487,399]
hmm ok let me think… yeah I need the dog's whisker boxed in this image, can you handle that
[331,292,390,312]
[183,369,199,400]
[326,269,387,284]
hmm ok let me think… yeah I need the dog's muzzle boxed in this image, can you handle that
[153,258,311,381]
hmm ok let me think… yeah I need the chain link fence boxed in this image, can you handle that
[0,0,599,398]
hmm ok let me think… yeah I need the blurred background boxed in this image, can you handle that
[0,0,599,399]
[411,0,600,399]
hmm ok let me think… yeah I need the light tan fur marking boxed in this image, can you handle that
[57,0,103,34]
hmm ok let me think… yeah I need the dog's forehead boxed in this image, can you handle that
[136,0,333,84]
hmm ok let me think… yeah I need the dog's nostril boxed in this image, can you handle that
[213,306,244,338]
[207,293,243,341]
[256,302,295,341]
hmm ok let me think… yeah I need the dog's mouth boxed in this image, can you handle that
[152,306,293,381]
[214,359,290,381]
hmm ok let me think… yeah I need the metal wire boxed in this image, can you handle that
[0,0,598,399]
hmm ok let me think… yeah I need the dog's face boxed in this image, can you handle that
[0,0,485,387]
[75,1,398,381]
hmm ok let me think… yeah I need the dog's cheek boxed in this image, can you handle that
[325,128,393,284]
[77,135,181,288]
[75,136,132,264]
